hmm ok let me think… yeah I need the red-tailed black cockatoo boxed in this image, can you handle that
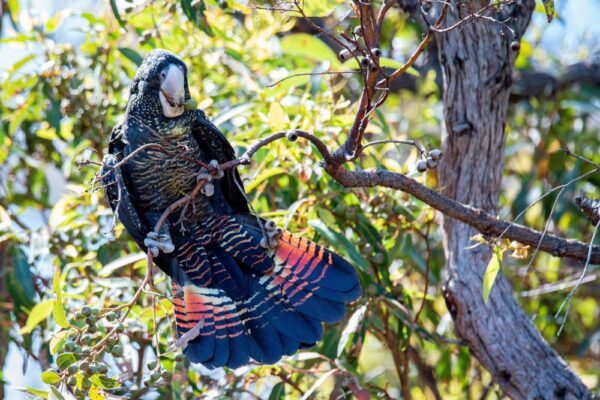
[102,49,361,369]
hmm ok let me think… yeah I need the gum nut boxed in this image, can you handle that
[426,157,438,169]
[339,49,350,61]
[416,160,428,173]
[265,220,276,230]
[429,149,442,161]
[112,344,123,356]
[372,253,385,264]
[286,130,298,141]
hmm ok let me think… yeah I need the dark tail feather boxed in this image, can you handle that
[173,216,361,368]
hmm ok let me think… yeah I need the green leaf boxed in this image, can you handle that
[42,370,61,385]
[45,12,63,32]
[118,48,144,67]
[48,386,66,400]
[7,54,35,77]
[281,34,341,68]
[337,304,367,356]
[482,247,503,304]
[99,252,146,278]
[13,246,35,298]
[20,299,55,335]
[267,102,288,129]
[246,167,287,192]
[181,0,214,36]
[89,374,121,389]
[302,0,344,17]
[309,220,369,271]
[24,387,49,399]
[541,0,554,22]
[50,331,68,355]
[6,0,20,29]
[6,246,35,310]
[110,0,126,27]
[56,353,77,370]
[52,268,70,329]
[300,369,337,400]
[268,382,285,400]
[89,386,106,400]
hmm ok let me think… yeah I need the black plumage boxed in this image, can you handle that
[102,49,361,369]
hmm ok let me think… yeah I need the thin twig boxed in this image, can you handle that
[361,139,426,155]
[520,273,598,298]
[378,3,449,87]
[555,221,600,335]
[266,71,359,88]
[522,185,567,279]
[496,167,600,243]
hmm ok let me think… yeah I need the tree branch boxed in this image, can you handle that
[324,166,600,265]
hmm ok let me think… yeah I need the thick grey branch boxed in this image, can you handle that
[325,166,600,265]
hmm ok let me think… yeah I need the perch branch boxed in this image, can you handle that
[323,166,600,265]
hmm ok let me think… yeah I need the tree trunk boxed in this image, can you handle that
[434,1,592,398]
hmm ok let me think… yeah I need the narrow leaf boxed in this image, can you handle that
[48,386,66,400]
[110,0,126,27]
[52,268,70,329]
[268,103,288,130]
[245,167,287,192]
[541,0,554,22]
[300,369,337,400]
[24,387,49,398]
[482,248,502,303]
[268,382,285,400]
[99,252,146,277]
[118,48,144,67]
[21,299,54,334]
[337,304,367,356]
[281,34,341,68]
[302,0,344,17]
[309,220,369,271]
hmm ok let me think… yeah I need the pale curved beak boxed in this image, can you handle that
[159,65,185,118]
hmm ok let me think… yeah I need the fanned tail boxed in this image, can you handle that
[171,215,361,368]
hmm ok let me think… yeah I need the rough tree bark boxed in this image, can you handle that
[432,1,592,398]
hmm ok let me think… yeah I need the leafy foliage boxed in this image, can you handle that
[0,1,599,399]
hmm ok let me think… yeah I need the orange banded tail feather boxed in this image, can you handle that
[170,215,361,369]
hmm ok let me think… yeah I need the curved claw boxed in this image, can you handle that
[144,232,175,255]
[196,172,213,183]
[260,220,280,253]
[148,246,160,257]
[207,159,225,179]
